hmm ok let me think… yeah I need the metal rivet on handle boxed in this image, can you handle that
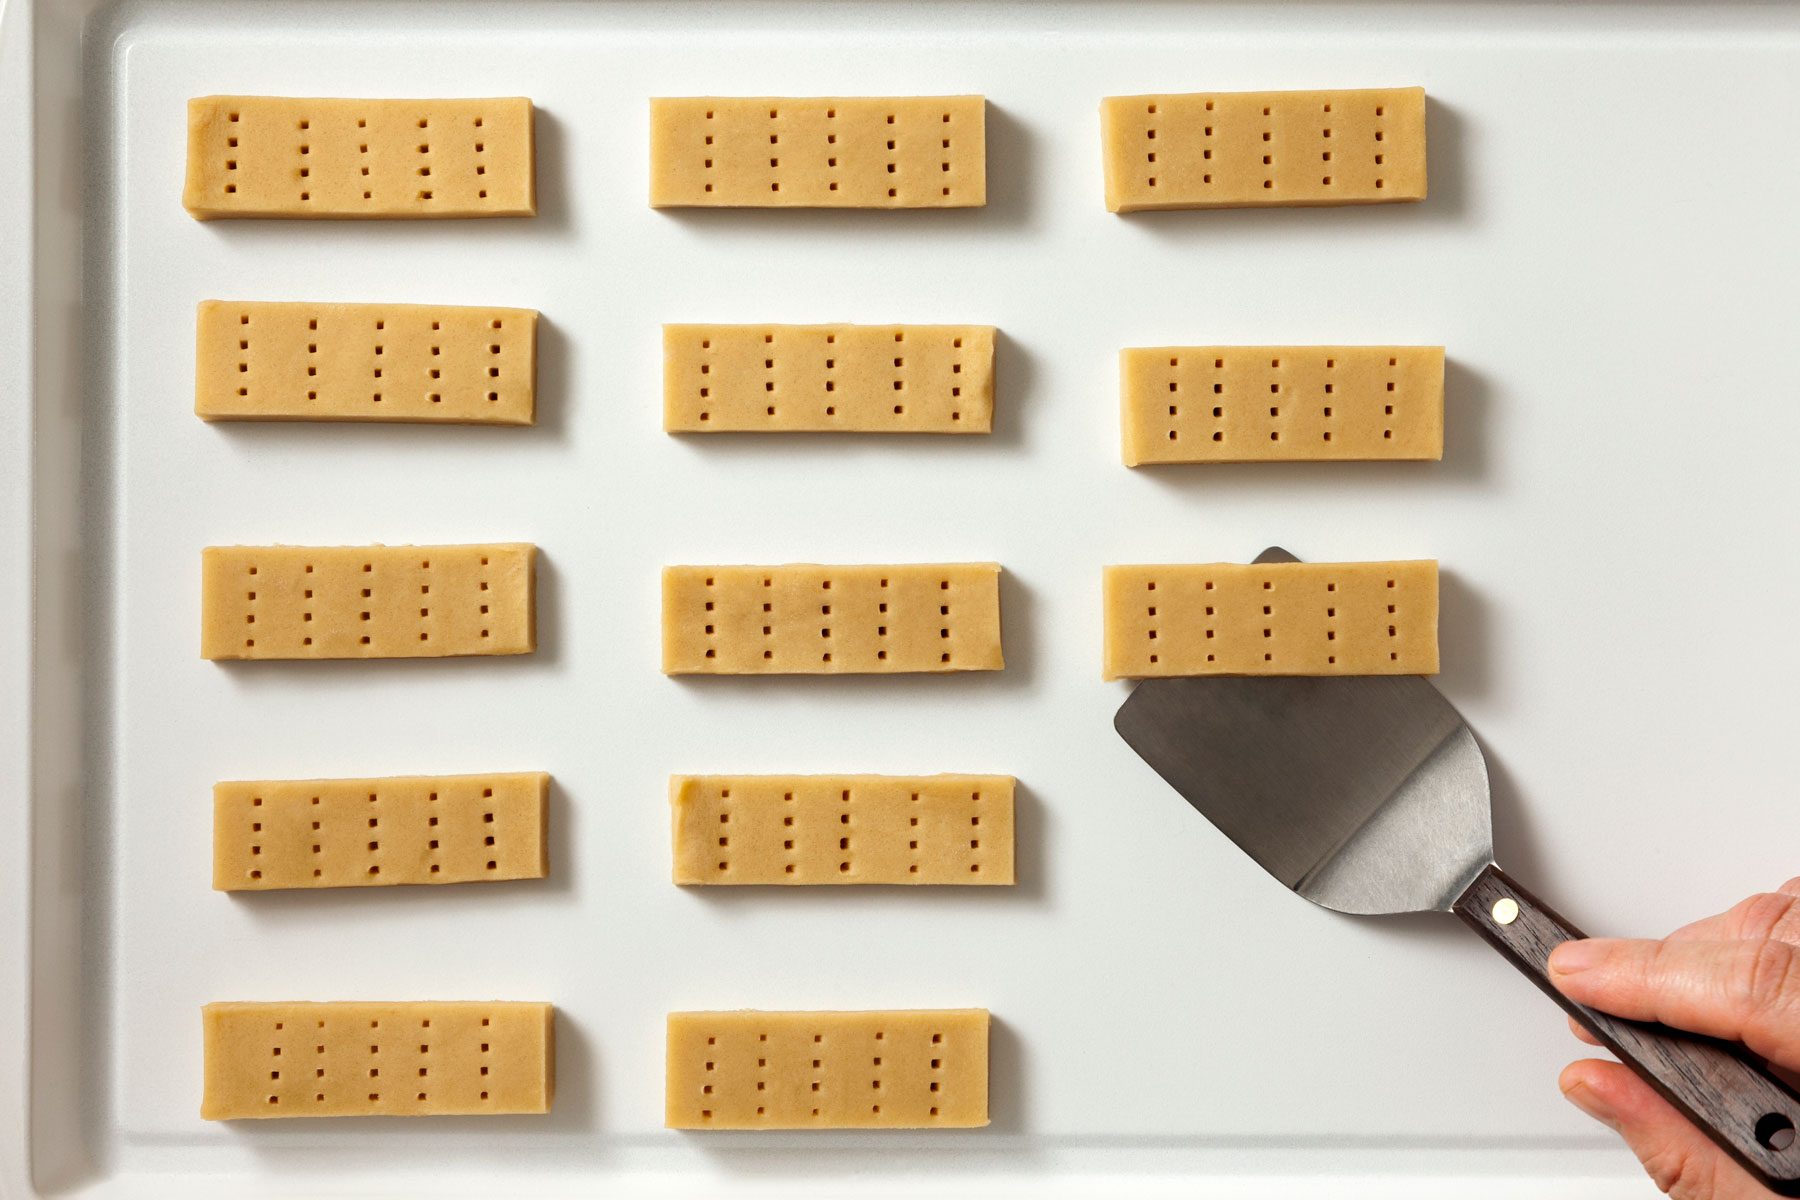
[1492,897,1520,926]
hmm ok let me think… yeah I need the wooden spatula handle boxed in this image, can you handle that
[1453,863,1800,1194]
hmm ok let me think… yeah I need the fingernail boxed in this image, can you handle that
[1561,1079,1620,1131]
[1549,938,1607,976]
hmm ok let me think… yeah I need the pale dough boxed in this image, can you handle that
[1121,346,1443,465]
[664,324,995,433]
[213,773,549,892]
[666,1009,988,1129]
[201,544,535,660]
[650,97,986,208]
[1101,88,1426,213]
[184,96,535,220]
[195,301,537,424]
[201,1001,554,1119]
[1103,560,1439,678]
[662,564,1003,675]
[671,775,1014,885]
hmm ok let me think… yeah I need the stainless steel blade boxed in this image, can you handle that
[1112,547,1493,915]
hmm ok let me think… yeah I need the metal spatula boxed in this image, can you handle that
[1113,547,1800,1193]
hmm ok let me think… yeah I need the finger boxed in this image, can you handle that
[1567,1012,1800,1077]
[1559,1059,1764,1199]
[1548,937,1800,1068]
[1667,885,1800,946]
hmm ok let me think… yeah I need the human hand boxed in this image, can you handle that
[1548,878,1800,1198]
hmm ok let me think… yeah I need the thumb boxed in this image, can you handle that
[1549,936,1800,1070]
[1560,1059,1766,1198]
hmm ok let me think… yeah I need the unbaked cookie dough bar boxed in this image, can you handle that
[662,563,1003,675]
[1103,560,1438,678]
[1121,346,1442,464]
[183,95,535,219]
[195,301,537,424]
[671,774,1014,885]
[1101,87,1425,212]
[201,544,535,660]
[666,1009,988,1128]
[201,1001,553,1119]
[650,96,985,208]
[213,772,549,891]
[664,324,995,433]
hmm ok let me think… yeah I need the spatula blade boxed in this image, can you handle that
[1112,548,1493,915]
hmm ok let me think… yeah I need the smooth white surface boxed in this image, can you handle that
[19,0,1800,1193]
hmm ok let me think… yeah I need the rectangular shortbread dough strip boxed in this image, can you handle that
[671,775,1014,885]
[195,301,538,424]
[1121,346,1443,465]
[201,544,535,660]
[213,773,549,892]
[1103,560,1438,678]
[666,1009,988,1129]
[649,96,986,208]
[1100,88,1426,213]
[201,1001,553,1119]
[184,96,535,220]
[663,324,996,433]
[662,564,1003,675]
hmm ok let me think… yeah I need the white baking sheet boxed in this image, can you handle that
[14,0,1800,1193]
